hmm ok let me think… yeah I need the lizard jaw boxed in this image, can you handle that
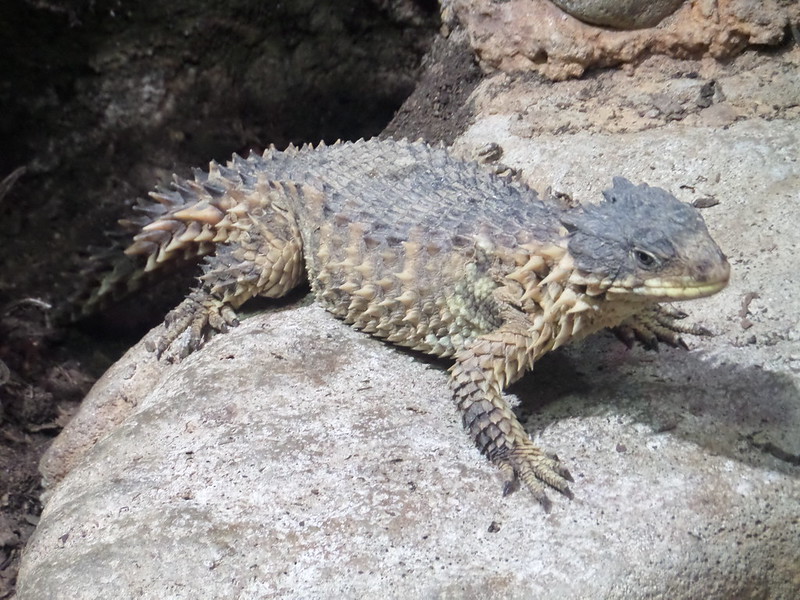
[607,272,729,302]
[639,278,728,300]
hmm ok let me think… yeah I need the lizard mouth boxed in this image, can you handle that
[635,277,729,300]
[642,257,731,300]
[606,261,730,301]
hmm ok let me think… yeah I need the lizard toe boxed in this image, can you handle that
[498,442,574,510]
[153,289,238,360]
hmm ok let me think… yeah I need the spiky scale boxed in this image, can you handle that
[83,138,729,510]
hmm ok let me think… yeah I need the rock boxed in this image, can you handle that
[18,111,800,595]
[37,328,167,492]
[550,0,686,30]
[447,0,792,79]
[456,50,800,136]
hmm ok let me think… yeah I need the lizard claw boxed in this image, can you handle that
[498,441,574,511]
[612,304,713,351]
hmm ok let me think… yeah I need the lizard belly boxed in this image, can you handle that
[306,222,502,358]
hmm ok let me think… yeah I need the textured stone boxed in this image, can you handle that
[20,299,800,598]
[445,0,792,79]
[550,0,686,29]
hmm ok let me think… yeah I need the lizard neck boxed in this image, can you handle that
[499,245,644,360]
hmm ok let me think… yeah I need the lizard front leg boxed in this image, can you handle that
[449,327,573,511]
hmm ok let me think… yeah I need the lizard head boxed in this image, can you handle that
[561,177,730,302]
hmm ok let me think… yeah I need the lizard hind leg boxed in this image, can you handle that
[151,288,240,359]
[153,212,305,360]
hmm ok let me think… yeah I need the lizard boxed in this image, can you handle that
[80,138,730,510]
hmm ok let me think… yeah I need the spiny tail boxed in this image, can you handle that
[67,144,306,320]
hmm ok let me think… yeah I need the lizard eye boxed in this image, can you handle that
[634,249,658,269]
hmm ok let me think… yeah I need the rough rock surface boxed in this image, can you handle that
[550,0,686,29]
[463,50,800,138]
[19,109,800,597]
[445,0,793,79]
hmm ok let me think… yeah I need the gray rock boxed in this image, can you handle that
[19,302,800,599]
[18,109,800,595]
[549,0,686,29]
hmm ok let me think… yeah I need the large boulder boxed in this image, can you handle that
[19,114,800,598]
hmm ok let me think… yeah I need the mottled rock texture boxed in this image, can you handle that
[445,0,793,79]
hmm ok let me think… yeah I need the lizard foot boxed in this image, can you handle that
[612,304,712,351]
[147,289,239,360]
[498,440,574,512]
